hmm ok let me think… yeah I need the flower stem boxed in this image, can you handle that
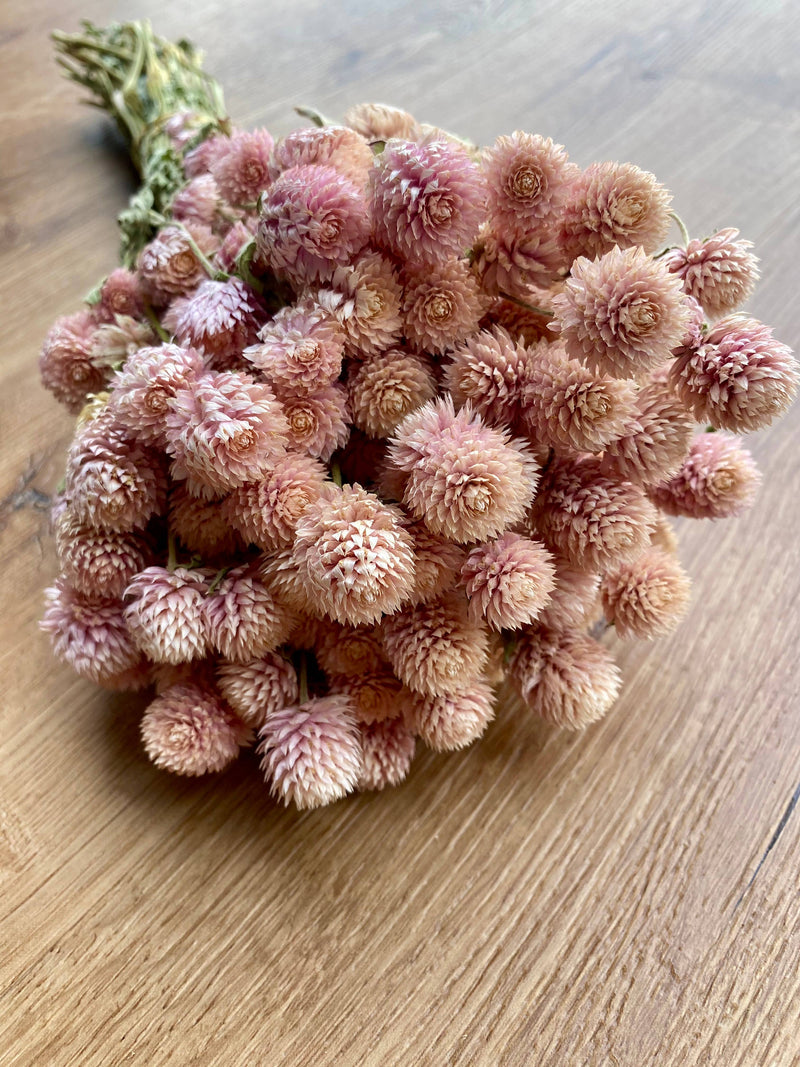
[330,460,343,487]
[206,566,231,595]
[298,651,309,704]
[669,211,691,247]
[499,291,555,319]
[167,529,177,572]
[143,303,170,341]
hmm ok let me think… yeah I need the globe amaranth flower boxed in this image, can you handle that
[388,396,539,543]
[407,679,495,751]
[559,160,672,263]
[405,521,466,605]
[669,316,798,433]
[109,343,206,446]
[244,299,345,394]
[536,556,601,630]
[223,451,328,550]
[482,131,577,229]
[183,131,234,177]
[601,548,691,639]
[168,484,245,558]
[461,533,556,631]
[170,174,222,228]
[258,695,363,809]
[348,348,437,438]
[141,681,251,776]
[470,224,564,302]
[649,432,761,519]
[344,102,422,142]
[55,511,150,599]
[358,717,416,791]
[316,251,404,358]
[214,217,258,274]
[210,128,274,204]
[402,259,488,355]
[89,315,157,371]
[445,324,532,430]
[370,134,486,266]
[314,622,387,676]
[39,309,107,413]
[257,164,370,285]
[280,382,350,462]
[202,563,295,663]
[268,125,373,188]
[291,484,416,626]
[165,370,288,493]
[551,245,690,380]
[665,228,759,318]
[329,669,411,725]
[600,381,693,486]
[137,224,219,307]
[96,268,143,323]
[164,277,266,370]
[487,295,556,347]
[124,566,211,665]
[216,651,299,728]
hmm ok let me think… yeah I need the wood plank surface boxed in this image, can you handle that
[1,2,799,1064]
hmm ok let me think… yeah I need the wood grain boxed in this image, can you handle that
[2,2,799,1064]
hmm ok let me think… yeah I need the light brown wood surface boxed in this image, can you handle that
[2,2,799,1064]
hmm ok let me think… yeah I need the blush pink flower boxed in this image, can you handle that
[210,128,274,204]
[315,622,387,676]
[329,669,410,725]
[124,565,211,664]
[348,349,437,438]
[665,228,759,318]
[214,218,258,274]
[223,452,329,549]
[168,484,245,558]
[316,251,404,357]
[170,174,221,228]
[370,134,486,266]
[537,557,601,630]
[269,125,373,188]
[165,370,288,492]
[358,718,416,791]
[183,132,234,177]
[258,695,363,809]
[389,396,539,543]
[601,548,691,639]
[137,224,218,306]
[280,383,350,461]
[482,131,577,229]
[216,651,299,728]
[407,679,495,751]
[259,548,319,618]
[40,310,106,413]
[649,432,761,519]
[445,324,532,428]
[257,164,370,285]
[405,521,466,605]
[203,565,293,663]
[471,224,564,301]
[97,268,143,323]
[601,381,693,486]
[669,317,798,433]
[344,102,421,142]
[141,682,251,776]
[488,295,556,346]
[461,533,556,631]
[164,277,266,369]
[109,343,206,446]
[245,300,345,394]
[55,512,149,599]
[551,245,690,380]
[402,259,488,355]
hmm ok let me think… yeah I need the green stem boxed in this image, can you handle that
[298,651,309,704]
[669,211,691,247]
[499,291,555,319]
[206,566,231,596]
[143,303,170,341]
[167,529,177,572]
[330,460,343,487]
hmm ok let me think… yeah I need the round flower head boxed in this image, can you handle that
[402,259,487,355]
[348,349,437,438]
[183,131,233,177]
[315,622,387,676]
[124,566,211,665]
[559,160,672,263]
[216,652,299,727]
[551,245,690,380]
[389,396,539,543]
[471,224,564,301]
[210,127,274,204]
[537,557,601,630]
[533,456,656,571]
[41,579,141,684]
[257,164,370,285]
[649,432,761,520]
[601,381,693,486]
[168,484,245,558]
[405,521,466,605]
[165,370,288,493]
[650,514,679,555]
[55,512,149,599]
[214,217,258,274]
[171,174,221,228]
[358,718,416,791]
[291,484,416,626]
[510,626,622,730]
[245,300,345,394]
[259,548,319,618]
[381,591,489,697]
[329,669,410,725]
[669,317,798,433]
[344,102,421,142]
[202,564,295,663]
[461,533,556,631]
[97,268,143,323]
[258,695,363,809]
[137,224,218,306]
[665,228,759,318]
[488,296,555,347]
[408,679,495,752]
[39,309,106,413]
[141,682,251,776]
[445,324,532,429]
[601,548,691,639]
[316,251,403,358]
[223,452,328,550]
[370,134,486,266]
[269,125,373,188]
[482,131,576,229]
[109,343,206,446]
[164,277,266,369]
[522,341,639,453]
[280,383,350,461]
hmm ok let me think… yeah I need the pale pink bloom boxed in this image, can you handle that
[89,315,157,370]
[164,109,203,153]
[445,324,532,429]
[96,268,143,323]
[329,669,411,725]
[461,533,556,631]
[291,484,416,626]
[559,160,672,262]
[601,381,693,486]
[183,132,234,177]
[211,128,274,204]
[536,557,601,630]
[141,681,251,776]
[670,316,798,433]
[601,548,691,639]
[169,484,245,558]
[389,396,539,543]
[164,277,266,369]
[510,626,622,730]
[370,134,486,266]
[202,563,295,663]
[269,125,373,188]
[257,164,370,285]
[151,660,215,694]
[471,224,564,300]
[677,294,706,349]
[259,548,319,618]
[381,591,489,697]
[482,131,576,229]
[488,295,556,346]
[41,579,140,684]
[223,452,328,550]
[315,622,387,676]
[124,565,211,664]
[40,309,106,413]
[214,218,258,274]
[316,251,404,358]
[665,228,759,317]
[358,718,416,791]
[649,432,761,519]
[245,300,345,394]
[258,695,363,809]
[405,520,466,605]
[280,382,350,461]
[171,174,221,228]
[551,245,690,380]
[165,370,288,492]
[55,512,149,599]
[216,651,299,728]
[402,259,488,355]
[344,102,421,142]
[109,343,206,446]
[649,514,679,555]
[348,348,437,438]
[408,679,495,751]
[137,224,218,307]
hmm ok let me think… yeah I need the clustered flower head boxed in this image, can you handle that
[40,89,795,809]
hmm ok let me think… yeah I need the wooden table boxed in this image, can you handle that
[2,2,799,1063]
